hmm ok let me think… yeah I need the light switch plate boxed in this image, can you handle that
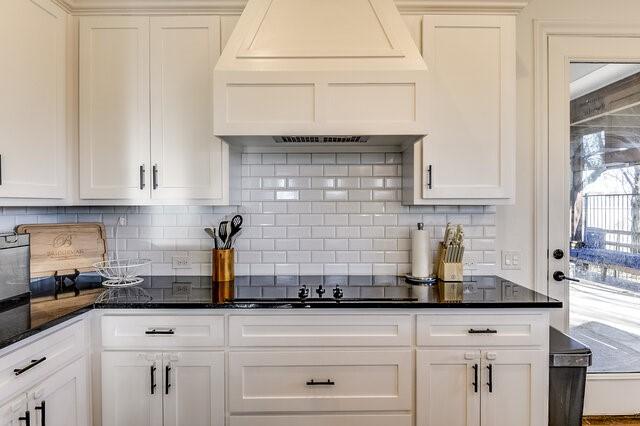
[502,251,521,270]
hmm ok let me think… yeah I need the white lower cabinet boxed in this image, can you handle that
[101,351,224,426]
[27,357,89,426]
[0,357,88,426]
[417,349,547,426]
[229,414,413,426]
[228,350,412,413]
[0,394,28,426]
[480,350,548,426]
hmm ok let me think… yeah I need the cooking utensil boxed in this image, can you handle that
[218,221,229,246]
[224,215,243,249]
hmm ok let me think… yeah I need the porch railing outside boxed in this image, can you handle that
[583,193,640,254]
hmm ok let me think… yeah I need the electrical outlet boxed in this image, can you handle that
[172,256,192,269]
[502,251,522,270]
[172,283,192,295]
[118,216,127,226]
[463,252,482,268]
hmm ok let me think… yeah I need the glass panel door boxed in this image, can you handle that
[568,63,640,373]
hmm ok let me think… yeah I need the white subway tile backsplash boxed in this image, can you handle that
[324,190,349,201]
[348,165,372,176]
[324,165,349,176]
[1,152,496,276]
[312,153,336,164]
[287,153,311,164]
[361,153,386,164]
[275,165,299,176]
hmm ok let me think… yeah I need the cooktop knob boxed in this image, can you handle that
[315,285,325,298]
[298,285,309,299]
[333,286,343,299]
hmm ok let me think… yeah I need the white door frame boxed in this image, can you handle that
[534,20,640,415]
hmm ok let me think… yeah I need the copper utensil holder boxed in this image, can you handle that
[213,249,234,282]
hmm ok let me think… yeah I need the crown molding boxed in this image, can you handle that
[55,0,529,16]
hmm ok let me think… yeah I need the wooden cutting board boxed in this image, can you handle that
[16,223,107,278]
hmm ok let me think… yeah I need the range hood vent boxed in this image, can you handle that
[213,0,428,147]
[274,136,370,144]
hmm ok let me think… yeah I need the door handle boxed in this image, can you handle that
[18,411,30,426]
[14,357,46,376]
[468,328,498,334]
[486,364,493,393]
[472,363,478,393]
[150,365,157,395]
[165,365,171,395]
[145,328,175,335]
[34,401,45,426]
[139,165,146,190]
[152,165,158,190]
[426,165,433,189]
[306,379,335,386]
[553,271,580,282]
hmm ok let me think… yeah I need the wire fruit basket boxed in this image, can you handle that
[93,258,152,287]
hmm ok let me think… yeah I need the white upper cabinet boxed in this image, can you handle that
[0,0,67,199]
[79,15,235,204]
[150,16,226,200]
[403,15,516,205]
[79,16,151,200]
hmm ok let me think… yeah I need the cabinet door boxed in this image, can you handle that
[101,351,162,426]
[416,350,480,426]
[0,0,66,199]
[79,16,151,200]
[163,352,224,426]
[150,16,226,200]
[0,395,28,426]
[421,15,515,201]
[28,357,89,426]
[480,350,547,426]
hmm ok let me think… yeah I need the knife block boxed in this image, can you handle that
[438,261,464,282]
[436,242,464,282]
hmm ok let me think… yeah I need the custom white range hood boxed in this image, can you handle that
[213,0,428,146]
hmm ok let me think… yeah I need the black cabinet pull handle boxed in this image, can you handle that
[150,365,157,395]
[14,357,46,376]
[486,364,493,393]
[35,401,45,426]
[426,164,433,189]
[152,164,158,190]
[165,365,171,395]
[145,328,175,335]
[468,328,498,334]
[306,379,335,386]
[472,363,478,393]
[18,410,30,426]
[140,165,146,190]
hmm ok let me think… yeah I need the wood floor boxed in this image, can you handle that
[584,416,640,425]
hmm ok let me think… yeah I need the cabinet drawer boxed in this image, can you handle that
[101,314,224,348]
[230,414,412,426]
[229,314,411,347]
[229,350,412,413]
[417,313,546,347]
[0,319,86,402]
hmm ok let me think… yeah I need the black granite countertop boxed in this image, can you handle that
[0,275,561,351]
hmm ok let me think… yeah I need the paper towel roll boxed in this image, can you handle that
[412,223,431,278]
